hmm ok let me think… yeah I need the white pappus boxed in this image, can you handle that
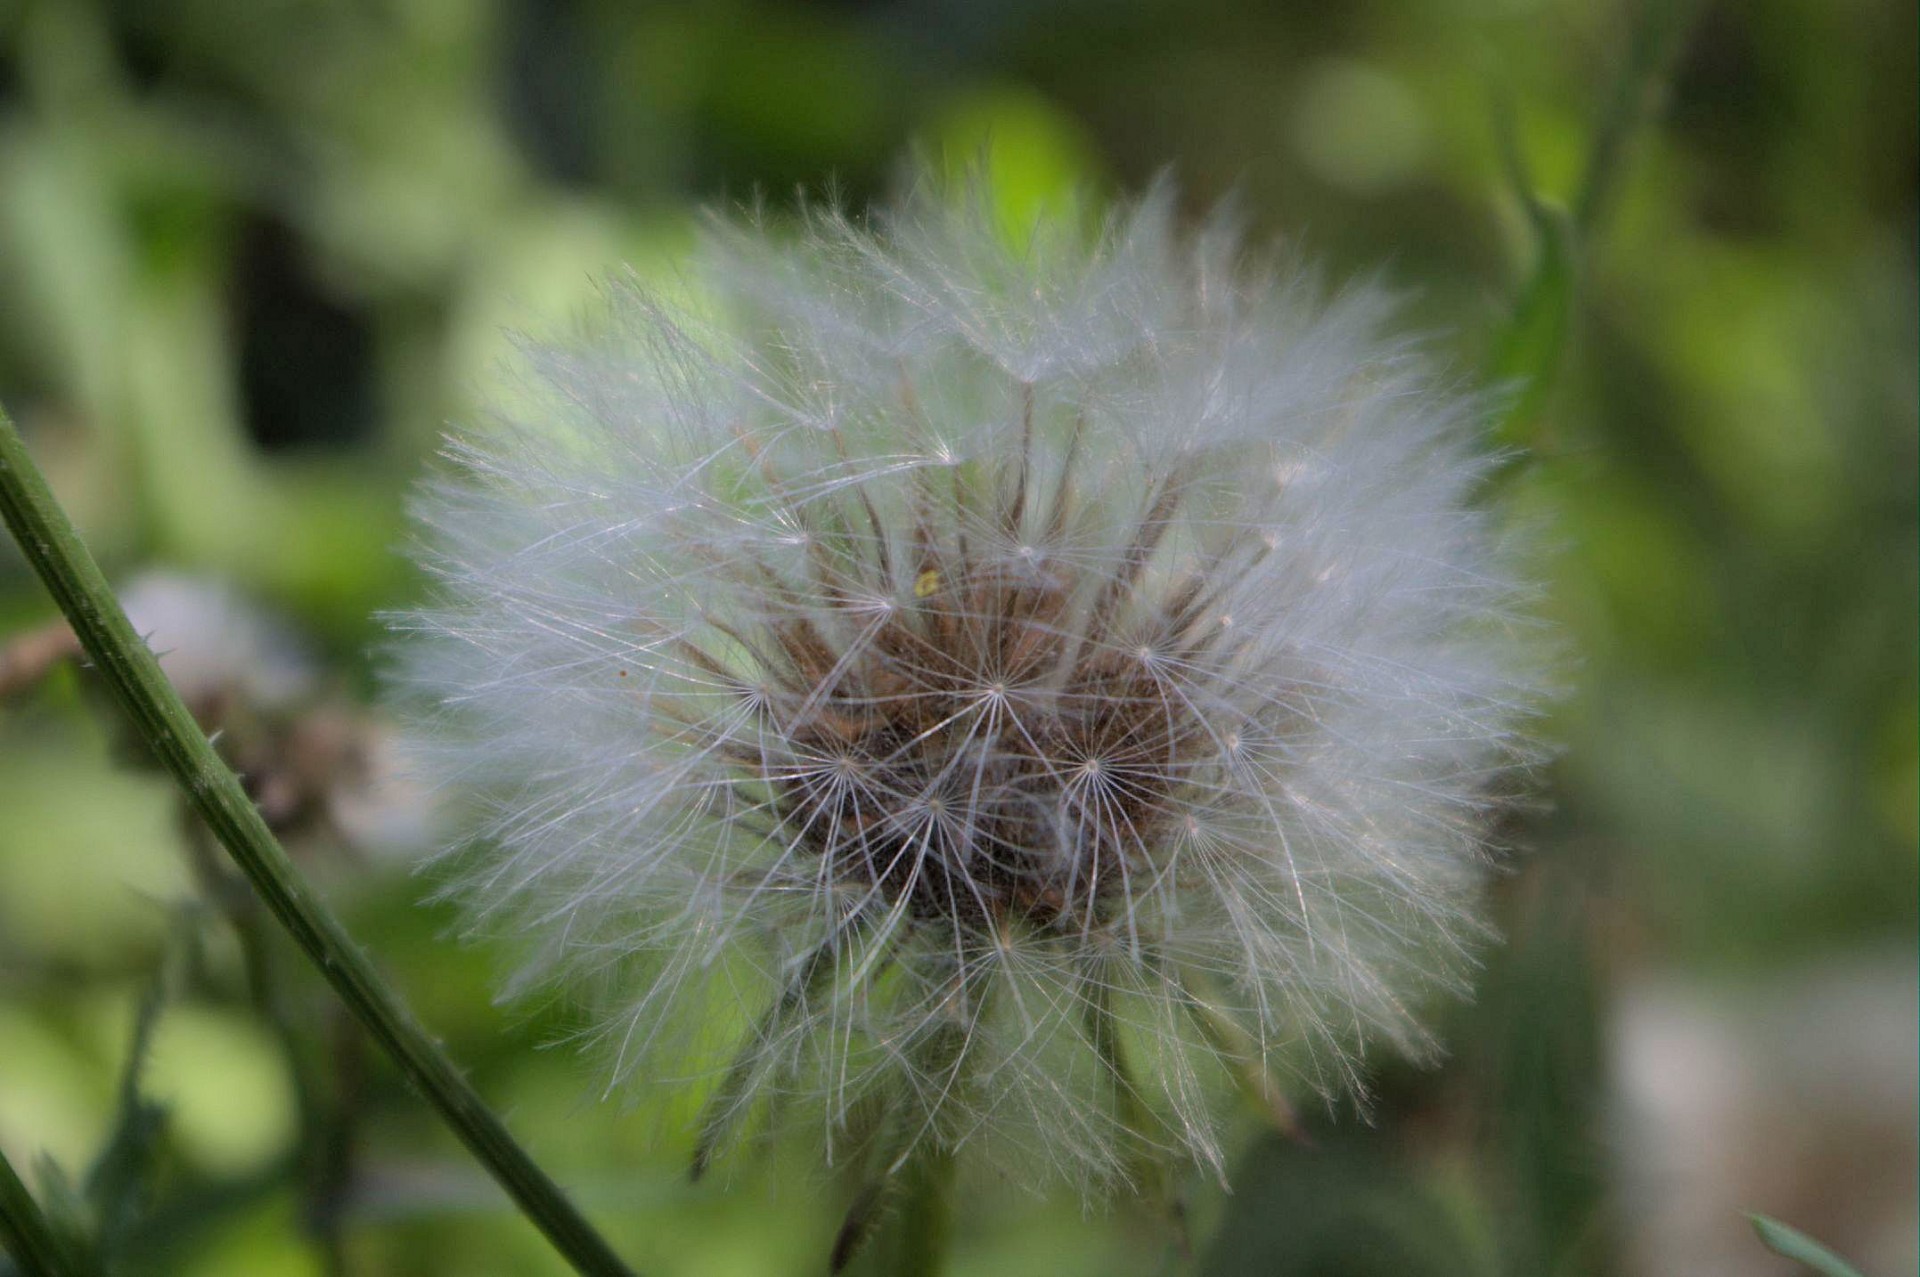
[388,177,1544,1192]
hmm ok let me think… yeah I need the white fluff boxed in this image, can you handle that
[389,178,1542,1189]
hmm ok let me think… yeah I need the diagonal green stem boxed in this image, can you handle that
[0,1143,88,1277]
[1168,971,1302,1142]
[0,406,636,1277]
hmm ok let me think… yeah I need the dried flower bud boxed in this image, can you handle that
[390,179,1542,1188]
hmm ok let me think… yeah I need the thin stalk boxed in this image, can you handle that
[0,406,635,1277]
[180,818,351,1276]
[831,1131,956,1277]
[1572,0,1703,240]
[1480,0,1702,487]
[1083,972,1192,1268]
[0,1144,88,1277]
[832,1014,971,1276]
[886,1145,955,1277]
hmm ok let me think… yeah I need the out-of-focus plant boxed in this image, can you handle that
[1748,1213,1867,1277]
[0,405,637,1276]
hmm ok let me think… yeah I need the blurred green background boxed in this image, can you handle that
[0,0,1912,1274]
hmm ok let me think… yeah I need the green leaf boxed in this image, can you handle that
[0,1147,92,1277]
[1748,1213,1867,1277]
[1571,0,1705,237]
[83,938,177,1258]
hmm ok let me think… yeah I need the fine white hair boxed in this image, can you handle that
[389,176,1543,1189]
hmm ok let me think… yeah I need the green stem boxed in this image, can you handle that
[831,1013,971,1276]
[1572,0,1703,240]
[832,1131,957,1277]
[888,1145,955,1277]
[1748,1213,1867,1277]
[1084,971,1193,1266]
[1480,0,1702,486]
[0,407,636,1277]
[0,1144,88,1277]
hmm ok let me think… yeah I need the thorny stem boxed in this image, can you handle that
[0,406,637,1277]
[0,1142,88,1277]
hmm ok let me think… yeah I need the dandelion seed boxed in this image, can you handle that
[389,175,1543,1192]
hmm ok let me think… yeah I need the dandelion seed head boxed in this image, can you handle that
[390,175,1544,1189]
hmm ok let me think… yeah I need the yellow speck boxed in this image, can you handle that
[914,568,941,598]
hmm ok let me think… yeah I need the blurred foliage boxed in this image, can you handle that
[1749,1214,1868,1277]
[0,0,1913,1273]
